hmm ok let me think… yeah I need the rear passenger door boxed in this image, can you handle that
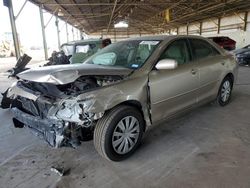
[188,38,223,102]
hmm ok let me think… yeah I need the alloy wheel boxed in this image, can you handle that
[221,80,231,102]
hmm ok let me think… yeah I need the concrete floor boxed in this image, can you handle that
[0,64,250,188]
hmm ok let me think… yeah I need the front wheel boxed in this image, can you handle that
[217,77,233,106]
[94,105,144,161]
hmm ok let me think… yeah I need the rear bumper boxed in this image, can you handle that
[11,107,65,147]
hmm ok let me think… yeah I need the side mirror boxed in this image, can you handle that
[155,59,178,70]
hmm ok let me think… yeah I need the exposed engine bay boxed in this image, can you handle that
[18,75,123,98]
[1,74,124,148]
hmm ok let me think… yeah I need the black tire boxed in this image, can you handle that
[217,76,233,106]
[94,105,144,161]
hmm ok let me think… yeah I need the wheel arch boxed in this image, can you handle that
[111,100,147,132]
[217,72,234,106]
[225,72,234,84]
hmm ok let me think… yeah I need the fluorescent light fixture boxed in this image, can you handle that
[58,9,64,16]
[114,21,128,28]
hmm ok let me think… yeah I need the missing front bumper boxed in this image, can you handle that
[11,107,65,147]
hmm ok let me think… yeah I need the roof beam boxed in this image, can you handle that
[68,0,94,32]
[107,0,118,34]
[53,0,87,33]
[29,0,250,35]
[40,2,216,6]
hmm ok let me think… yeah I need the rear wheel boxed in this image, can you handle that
[217,77,233,106]
[94,105,144,161]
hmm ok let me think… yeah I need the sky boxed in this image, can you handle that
[0,0,81,51]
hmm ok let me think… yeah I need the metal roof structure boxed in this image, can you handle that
[28,0,250,35]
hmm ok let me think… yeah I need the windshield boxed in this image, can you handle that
[84,40,161,69]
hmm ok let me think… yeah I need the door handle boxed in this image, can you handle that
[191,69,197,75]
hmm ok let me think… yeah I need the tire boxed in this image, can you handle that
[217,76,233,106]
[94,105,144,161]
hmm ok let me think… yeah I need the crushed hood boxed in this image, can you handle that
[17,64,132,85]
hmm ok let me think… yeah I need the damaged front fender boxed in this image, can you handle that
[53,99,103,127]
[64,76,152,127]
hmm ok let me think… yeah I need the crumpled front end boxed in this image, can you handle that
[1,76,121,148]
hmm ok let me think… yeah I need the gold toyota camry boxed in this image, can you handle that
[1,35,238,161]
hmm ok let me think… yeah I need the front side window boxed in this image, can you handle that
[190,39,219,60]
[159,39,190,65]
[84,40,161,69]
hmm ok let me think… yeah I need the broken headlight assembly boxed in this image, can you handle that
[55,99,103,128]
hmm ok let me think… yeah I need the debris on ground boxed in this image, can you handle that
[43,173,51,178]
[50,166,71,176]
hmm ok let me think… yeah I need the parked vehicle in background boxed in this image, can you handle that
[233,44,250,66]
[5,39,112,75]
[208,36,236,51]
[1,35,237,161]
[61,38,111,64]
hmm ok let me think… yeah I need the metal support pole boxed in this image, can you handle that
[80,32,83,40]
[55,16,61,50]
[217,17,221,34]
[243,12,248,31]
[114,29,116,42]
[199,22,202,35]
[39,5,48,60]
[176,27,179,35]
[77,29,80,40]
[66,22,69,42]
[72,27,75,40]
[7,0,21,59]
[101,30,103,38]
[186,23,189,35]
[76,29,78,40]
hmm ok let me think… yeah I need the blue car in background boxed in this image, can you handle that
[234,45,250,66]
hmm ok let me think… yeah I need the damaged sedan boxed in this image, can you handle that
[1,35,237,161]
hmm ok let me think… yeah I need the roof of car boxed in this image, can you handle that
[62,38,102,46]
[124,35,209,41]
[208,36,228,38]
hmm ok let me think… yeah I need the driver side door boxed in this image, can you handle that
[149,39,199,123]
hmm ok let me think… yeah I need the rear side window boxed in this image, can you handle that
[189,39,220,60]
